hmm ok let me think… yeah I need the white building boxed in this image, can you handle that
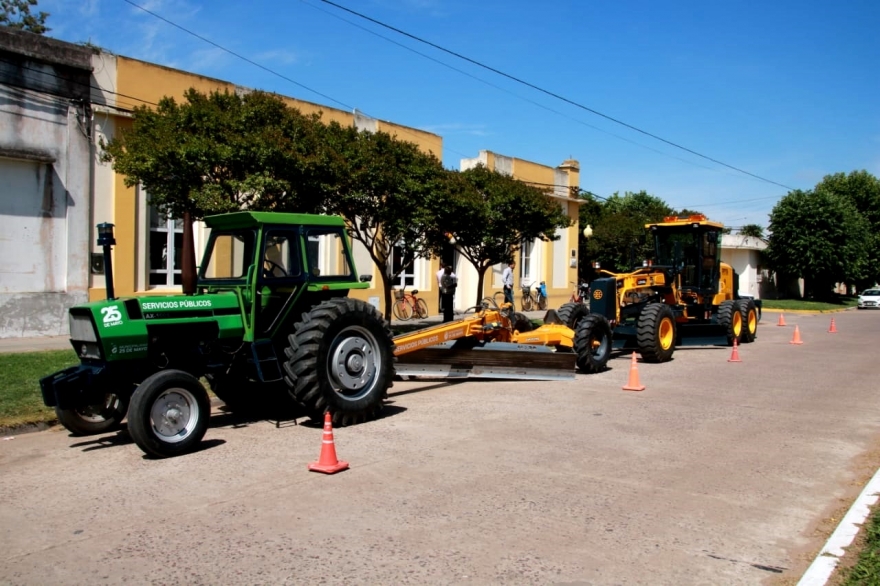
[720,234,767,299]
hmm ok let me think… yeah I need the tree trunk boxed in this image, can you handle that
[475,264,487,306]
[380,270,393,322]
[182,210,197,295]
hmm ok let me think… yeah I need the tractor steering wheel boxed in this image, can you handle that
[263,259,288,278]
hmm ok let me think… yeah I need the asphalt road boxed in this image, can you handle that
[1,310,877,585]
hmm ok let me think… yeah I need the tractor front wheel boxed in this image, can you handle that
[574,314,612,373]
[128,370,211,458]
[637,303,676,362]
[718,300,743,346]
[55,393,129,436]
[283,298,395,427]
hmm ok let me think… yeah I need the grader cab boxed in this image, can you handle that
[584,215,760,367]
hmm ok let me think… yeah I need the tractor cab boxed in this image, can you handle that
[649,215,724,308]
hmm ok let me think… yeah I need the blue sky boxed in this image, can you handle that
[40,0,880,229]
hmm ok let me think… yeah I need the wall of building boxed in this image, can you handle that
[89,53,443,319]
[0,29,93,337]
[458,151,582,311]
[720,234,767,300]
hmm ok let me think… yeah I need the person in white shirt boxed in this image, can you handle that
[501,261,516,305]
[436,266,447,316]
[439,265,458,322]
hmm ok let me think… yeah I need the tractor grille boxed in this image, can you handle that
[69,311,101,359]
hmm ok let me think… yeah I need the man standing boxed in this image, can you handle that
[436,265,446,316]
[502,261,515,306]
[439,265,458,322]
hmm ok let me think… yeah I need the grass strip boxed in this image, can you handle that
[839,506,880,584]
[761,298,858,312]
[0,350,78,429]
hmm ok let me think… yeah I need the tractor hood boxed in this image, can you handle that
[68,292,244,362]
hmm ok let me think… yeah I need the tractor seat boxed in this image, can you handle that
[411,290,418,295]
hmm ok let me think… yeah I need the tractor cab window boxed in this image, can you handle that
[700,231,718,289]
[305,228,353,279]
[261,230,302,280]
[200,229,256,282]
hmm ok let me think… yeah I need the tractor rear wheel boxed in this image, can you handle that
[718,300,743,346]
[556,302,589,330]
[637,303,676,362]
[738,299,758,343]
[128,370,211,458]
[55,393,129,436]
[575,314,612,373]
[283,298,395,427]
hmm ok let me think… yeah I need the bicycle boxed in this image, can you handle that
[392,287,429,321]
[520,281,548,311]
[570,281,591,306]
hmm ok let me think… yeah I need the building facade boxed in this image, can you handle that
[0,28,93,337]
[0,31,587,337]
[458,151,584,311]
[719,234,767,300]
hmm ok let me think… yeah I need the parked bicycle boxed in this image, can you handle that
[521,281,548,311]
[392,288,429,320]
[570,281,591,306]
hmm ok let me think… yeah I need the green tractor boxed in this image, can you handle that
[40,212,395,458]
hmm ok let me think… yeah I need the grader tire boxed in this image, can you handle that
[556,302,589,330]
[718,300,742,346]
[738,299,758,343]
[282,298,394,427]
[574,314,612,373]
[636,303,676,363]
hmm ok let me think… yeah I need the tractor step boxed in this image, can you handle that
[395,346,576,381]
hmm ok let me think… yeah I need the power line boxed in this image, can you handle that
[299,0,725,176]
[119,0,468,162]
[317,0,796,192]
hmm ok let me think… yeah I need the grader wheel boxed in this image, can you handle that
[738,299,758,343]
[718,300,743,346]
[636,304,676,363]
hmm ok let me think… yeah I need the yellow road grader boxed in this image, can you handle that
[392,214,758,380]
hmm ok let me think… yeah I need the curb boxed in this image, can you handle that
[797,467,880,585]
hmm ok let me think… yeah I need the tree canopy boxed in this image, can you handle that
[101,89,332,220]
[766,189,870,299]
[436,165,572,304]
[1,0,49,34]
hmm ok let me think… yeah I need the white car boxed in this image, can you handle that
[858,289,880,309]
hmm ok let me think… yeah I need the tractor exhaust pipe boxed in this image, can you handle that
[96,223,116,300]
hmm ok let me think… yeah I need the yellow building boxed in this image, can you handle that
[458,151,584,311]
[89,52,442,314]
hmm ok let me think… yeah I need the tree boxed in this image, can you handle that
[433,165,572,305]
[101,89,332,220]
[323,126,449,320]
[584,190,675,273]
[766,189,870,299]
[814,170,880,289]
[738,224,765,239]
[101,88,333,292]
[1,0,50,34]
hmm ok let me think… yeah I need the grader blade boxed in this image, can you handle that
[395,343,577,381]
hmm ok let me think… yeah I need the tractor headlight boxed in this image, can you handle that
[68,311,102,359]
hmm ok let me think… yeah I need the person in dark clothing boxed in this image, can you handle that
[439,265,458,322]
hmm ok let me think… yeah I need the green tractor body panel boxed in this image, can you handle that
[41,211,370,409]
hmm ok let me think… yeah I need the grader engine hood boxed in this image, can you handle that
[68,293,244,362]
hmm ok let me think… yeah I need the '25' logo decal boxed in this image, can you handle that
[101,305,123,326]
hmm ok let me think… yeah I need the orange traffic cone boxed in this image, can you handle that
[777,313,787,326]
[622,352,646,391]
[308,412,349,474]
[728,338,742,363]
[828,318,838,333]
[790,325,804,345]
